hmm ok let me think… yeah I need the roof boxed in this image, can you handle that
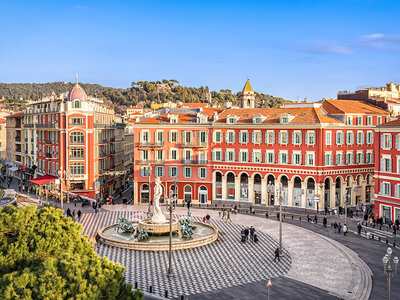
[377,118,400,127]
[322,99,389,115]
[0,118,6,124]
[68,83,87,102]
[5,111,24,118]
[178,103,208,109]
[29,175,58,185]
[129,105,143,109]
[243,79,253,92]
[214,107,341,124]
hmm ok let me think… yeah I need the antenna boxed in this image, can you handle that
[76,74,78,85]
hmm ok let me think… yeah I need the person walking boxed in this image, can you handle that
[244,227,249,240]
[226,210,232,222]
[249,226,256,241]
[253,233,259,243]
[393,225,397,236]
[206,213,211,224]
[77,210,82,222]
[338,223,342,234]
[343,224,348,236]
[323,217,327,228]
[357,222,362,235]
[313,215,318,224]
[276,212,280,221]
[222,209,226,220]
[307,214,311,222]
[333,222,338,233]
[72,210,76,222]
[66,208,72,218]
[274,247,280,262]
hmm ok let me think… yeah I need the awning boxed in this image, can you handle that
[29,175,58,185]
[8,167,19,172]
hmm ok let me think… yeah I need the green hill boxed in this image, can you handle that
[0,80,290,113]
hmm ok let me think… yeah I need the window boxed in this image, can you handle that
[335,153,344,166]
[305,152,314,166]
[382,182,391,196]
[252,131,262,144]
[69,131,84,145]
[382,134,392,149]
[278,152,288,164]
[213,150,223,161]
[382,157,392,172]
[292,131,302,145]
[292,152,302,165]
[336,131,344,145]
[266,131,275,144]
[346,131,354,145]
[253,117,262,124]
[169,131,178,143]
[140,167,150,177]
[326,131,332,146]
[72,99,81,108]
[306,131,316,145]
[198,168,207,179]
[366,152,373,164]
[156,131,164,143]
[357,116,362,125]
[169,149,178,160]
[198,131,208,143]
[265,151,275,164]
[169,167,179,177]
[252,151,262,163]
[324,153,333,166]
[155,166,165,177]
[214,131,222,143]
[69,148,84,160]
[141,131,149,143]
[226,131,235,143]
[183,167,192,178]
[346,152,354,165]
[239,151,249,162]
[70,163,84,174]
[366,116,372,126]
[225,150,235,162]
[366,131,374,144]
[396,135,400,150]
[356,132,364,145]
[155,150,164,161]
[346,116,352,125]
[279,131,288,145]
[227,117,237,124]
[70,117,84,125]
[377,116,382,125]
[183,131,193,144]
[239,131,249,143]
[356,152,364,164]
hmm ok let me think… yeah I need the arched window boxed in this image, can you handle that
[73,99,81,108]
[70,131,84,145]
[70,163,84,174]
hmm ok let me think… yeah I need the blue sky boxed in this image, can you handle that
[1,0,400,100]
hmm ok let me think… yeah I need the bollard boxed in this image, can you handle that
[394,242,396,247]
[181,296,184,300]
[379,236,381,242]
[165,291,168,298]
[292,215,293,219]
[386,239,388,244]
[300,217,301,221]
[284,214,286,218]
[135,282,138,289]
[380,225,382,230]
[372,234,374,240]
[149,286,153,293]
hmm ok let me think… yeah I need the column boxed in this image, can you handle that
[248,177,254,203]
[261,178,267,205]
[351,182,356,206]
[361,179,367,205]
[212,172,216,200]
[301,181,307,208]
[221,174,227,201]
[134,181,139,205]
[287,180,294,207]
[317,184,324,212]
[235,175,240,202]
[330,181,336,210]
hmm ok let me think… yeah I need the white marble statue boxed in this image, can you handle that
[151,177,167,223]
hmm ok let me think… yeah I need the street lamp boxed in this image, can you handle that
[58,170,64,210]
[382,247,399,300]
[267,181,274,218]
[167,176,177,277]
[343,192,347,227]
[147,165,152,216]
[276,182,283,255]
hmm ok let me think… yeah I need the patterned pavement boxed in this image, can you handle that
[80,211,292,299]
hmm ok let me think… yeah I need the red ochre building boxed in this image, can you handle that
[22,80,125,199]
[133,80,390,211]
[374,118,400,222]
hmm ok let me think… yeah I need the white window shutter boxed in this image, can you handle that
[278,153,282,164]
[381,158,385,172]
[397,135,400,150]
[389,135,393,148]
[279,132,282,144]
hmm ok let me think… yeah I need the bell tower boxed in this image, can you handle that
[242,79,255,108]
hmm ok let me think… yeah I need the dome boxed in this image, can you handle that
[68,81,87,102]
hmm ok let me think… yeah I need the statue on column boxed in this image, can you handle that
[151,177,167,223]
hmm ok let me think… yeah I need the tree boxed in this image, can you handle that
[0,206,143,300]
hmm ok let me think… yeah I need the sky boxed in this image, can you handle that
[1,0,400,101]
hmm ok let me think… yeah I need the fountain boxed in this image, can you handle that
[98,177,218,251]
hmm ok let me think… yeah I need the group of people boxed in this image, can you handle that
[241,226,258,243]
[202,213,211,224]
[333,222,348,235]
[66,207,82,222]
[219,208,232,222]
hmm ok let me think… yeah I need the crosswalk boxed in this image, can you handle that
[79,211,292,299]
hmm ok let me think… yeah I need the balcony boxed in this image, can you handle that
[138,141,164,147]
[181,141,208,148]
[181,159,208,165]
[136,159,165,165]
[46,140,51,144]
[37,123,58,129]
[15,137,21,143]
[24,124,34,128]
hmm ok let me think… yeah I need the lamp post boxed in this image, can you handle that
[343,192,348,226]
[382,247,399,300]
[64,170,70,204]
[267,181,274,217]
[58,170,63,210]
[277,182,283,255]
[167,176,177,277]
[147,165,152,216]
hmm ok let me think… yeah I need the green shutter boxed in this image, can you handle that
[198,168,201,178]
[239,131,243,143]
[278,132,282,144]
[225,132,229,143]
[252,131,255,144]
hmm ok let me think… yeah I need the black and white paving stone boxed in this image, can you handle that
[80,211,291,299]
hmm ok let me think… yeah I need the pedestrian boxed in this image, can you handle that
[357,222,362,235]
[202,216,206,223]
[98,202,102,212]
[66,208,72,218]
[241,229,246,243]
[244,227,249,240]
[307,214,311,222]
[274,247,280,262]
[18,183,21,192]
[92,202,96,214]
[276,212,280,221]
[206,213,211,224]
[187,201,190,210]
[338,223,342,234]
[323,217,327,228]
[77,210,82,222]
[219,210,222,218]
[72,210,76,221]
[343,224,348,236]
[223,209,226,219]
[265,211,269,219]
[249,226,256,241]
[394,225,397,236]
[226,210,232,222]
[333,222,338,233]
[313,215,318,224]
[249,205,253,214]
[234,204,238,214]
[253,233,259,243]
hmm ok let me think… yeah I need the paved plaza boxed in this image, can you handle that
[77,205,371,299]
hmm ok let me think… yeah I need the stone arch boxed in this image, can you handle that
[253,173,262,204]
[306,177,316,208]
[226,172,235,200]
[215,171,223,199]
[240,173,249,200]
[184,184,192,204]
[140,184,150,203]
[292,176,302,207]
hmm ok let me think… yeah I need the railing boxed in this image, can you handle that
[137,159,165,165]
[181,141,208,148]
[37,124,57,128]
[24,124,34,128]
[181,159,208,165]
[15,137,21,142]
[138,141,164,147]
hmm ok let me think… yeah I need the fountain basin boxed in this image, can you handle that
[98,221,218,251]
[138,218,179,235]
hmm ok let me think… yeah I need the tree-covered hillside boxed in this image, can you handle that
[0,79,290,113]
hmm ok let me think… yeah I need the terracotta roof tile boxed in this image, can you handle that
[377,118,400,127]
[322,99,389,115]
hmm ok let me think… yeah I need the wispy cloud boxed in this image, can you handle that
[293,42,354,55]
[358,33,400,51]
